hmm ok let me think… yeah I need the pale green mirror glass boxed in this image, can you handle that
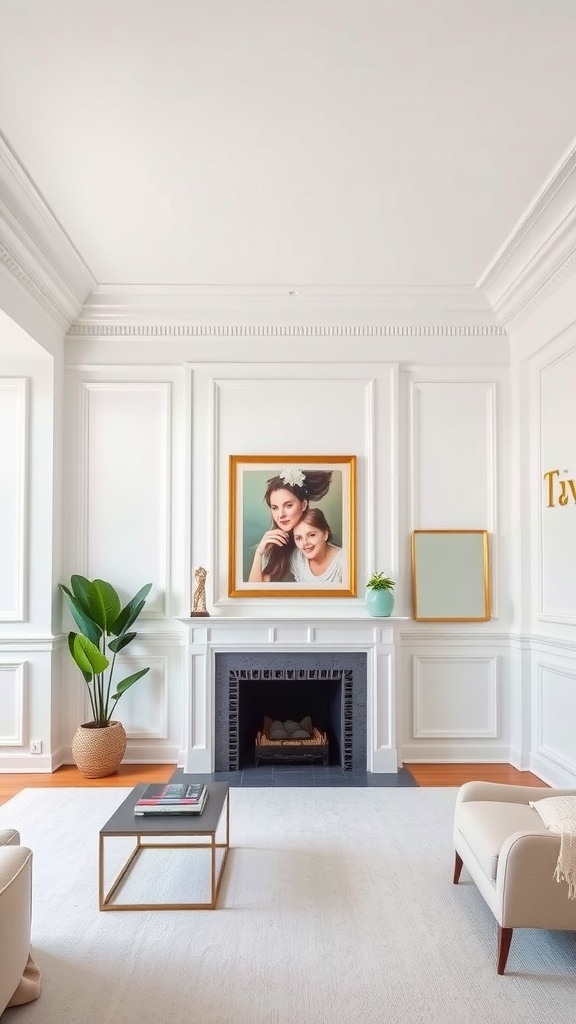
[411,530,491,622]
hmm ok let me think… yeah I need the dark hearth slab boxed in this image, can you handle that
[169,766,419,788]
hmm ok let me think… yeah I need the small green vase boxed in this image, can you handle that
[365,587,395,617]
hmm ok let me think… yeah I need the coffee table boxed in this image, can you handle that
[98,781,230,910]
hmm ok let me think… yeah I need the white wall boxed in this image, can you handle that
[190,361,396,613]
[4,304,575,783]
[509,268,576,786]
[398,363,512,764]
[0,307,63,770]
[30,335,511,773]
[59,365,188,765]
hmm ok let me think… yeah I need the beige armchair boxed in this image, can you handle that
[0,829,41,1014]
[453,781,576,974]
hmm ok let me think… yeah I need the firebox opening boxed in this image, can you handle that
[239,676,341,768]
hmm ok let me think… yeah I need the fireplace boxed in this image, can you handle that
[214,652,367,771]
[179,616,400,775]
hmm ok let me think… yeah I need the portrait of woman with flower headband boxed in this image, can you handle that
[248,467,338,583]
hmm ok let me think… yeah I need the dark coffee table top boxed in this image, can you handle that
[100,781,229,836]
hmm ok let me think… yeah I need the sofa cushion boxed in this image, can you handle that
[455,801,547,881]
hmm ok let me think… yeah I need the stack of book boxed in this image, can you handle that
[134,782,208,815]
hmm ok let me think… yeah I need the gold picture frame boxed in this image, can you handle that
[411,529,491,622]
[228,455,357,598]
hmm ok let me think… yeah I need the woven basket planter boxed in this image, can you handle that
[71,720,127,778]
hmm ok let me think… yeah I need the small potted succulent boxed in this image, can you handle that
[365,572,395,617]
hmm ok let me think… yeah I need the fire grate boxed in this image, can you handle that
[255,716,329,766]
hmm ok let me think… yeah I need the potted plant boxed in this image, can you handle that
[365,572,395,617]
[59,575,152,778]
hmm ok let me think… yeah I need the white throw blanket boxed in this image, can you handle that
[530,795,576,899]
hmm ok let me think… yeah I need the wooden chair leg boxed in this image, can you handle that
[453,851,463,884]
[497,926,513,975]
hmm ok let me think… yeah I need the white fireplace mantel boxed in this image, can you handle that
[178,616,408,774]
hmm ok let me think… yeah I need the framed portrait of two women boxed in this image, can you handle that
[228,455,357,598]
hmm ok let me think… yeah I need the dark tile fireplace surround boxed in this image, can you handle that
[214,651,368,772]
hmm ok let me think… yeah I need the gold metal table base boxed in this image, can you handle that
[98,796,230,911]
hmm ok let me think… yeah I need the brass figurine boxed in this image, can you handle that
[191,566,209,617]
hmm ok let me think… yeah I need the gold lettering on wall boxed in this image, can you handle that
[543,469,576,507]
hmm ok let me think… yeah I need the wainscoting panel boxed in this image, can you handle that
[398,638,509,763]
[57,631,185,767]
[0,662,25,744]
[412,655,497,738]
[120,655,169,740]
[0,642,61,772]
[535,660,576,780]
[0,378,27,620]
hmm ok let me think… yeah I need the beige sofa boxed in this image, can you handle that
[453,781,576,974]
[0,829,41,1015]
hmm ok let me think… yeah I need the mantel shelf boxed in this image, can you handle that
[178,615,410,625]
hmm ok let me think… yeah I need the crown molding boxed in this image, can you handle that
[0,241,72,329]
[68,283,503,335]
[477,139,576,330]
[0,135,95,330]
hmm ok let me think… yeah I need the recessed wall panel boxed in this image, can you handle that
[83,383,170,616]
[208,370,393,605]
[120,656,168,738]
[0,663,25,744]
[538,663,576,774]
[410,381,496,528]
[413,655,497,737]
[0,379,27,620]
[540,348,576,620]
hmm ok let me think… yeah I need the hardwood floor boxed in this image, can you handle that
[404,763,548,788]
[0,761,547,806]
[0,764,174,806]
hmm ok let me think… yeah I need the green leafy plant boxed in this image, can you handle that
[59,575,153,727]
[366,572,395,591]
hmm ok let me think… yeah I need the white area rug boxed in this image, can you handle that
[1,787,575,1024]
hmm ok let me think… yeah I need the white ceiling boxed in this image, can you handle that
[1,0,576,293]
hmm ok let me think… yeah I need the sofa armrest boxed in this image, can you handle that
[496,830,576,929]
[455,781,576,807]
[0,846,33,1014]
[0,829,20,848]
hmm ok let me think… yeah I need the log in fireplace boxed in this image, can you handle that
[255,716,329,766]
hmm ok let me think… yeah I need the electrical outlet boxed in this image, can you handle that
[31,740,42,754]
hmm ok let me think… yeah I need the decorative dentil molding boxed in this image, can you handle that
[67,323,506,338]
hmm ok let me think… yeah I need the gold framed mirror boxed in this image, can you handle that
[411,529,491,622]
